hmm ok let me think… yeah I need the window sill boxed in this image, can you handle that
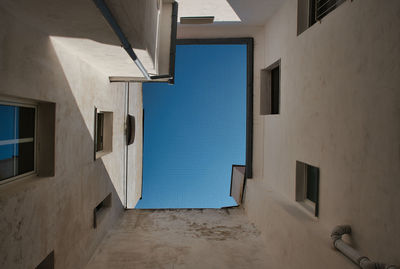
[0,173,52,198]
[296,200,318,219]
[95,150,112,160]
[0,171,36,186]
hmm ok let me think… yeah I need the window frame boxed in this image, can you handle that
[0,99,38,185]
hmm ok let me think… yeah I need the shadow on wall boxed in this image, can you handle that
[0,0,144,48]
[0,7,125,269]
[226,0,283,25]
[0,0,163,76]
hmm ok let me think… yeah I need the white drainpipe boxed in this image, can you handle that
[331,225,398,269]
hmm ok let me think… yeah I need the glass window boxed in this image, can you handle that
[0,103,36,183]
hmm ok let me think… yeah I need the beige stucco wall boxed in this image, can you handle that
[0,0,174,78]
[245,0,400,268]
[86,208,273,269]
[127,83,143,208]
[0,6,129,269]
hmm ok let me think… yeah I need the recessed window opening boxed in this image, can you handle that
[260,59,281,115]
[270,65,280,114]
[136,39,253,209]
[96,113,104,152]
[297,0,346,35]
[313,0,346,22]
[296,161,320,217]
[93,193,112,228]
[94,109,113,159]
[0,101,37,184]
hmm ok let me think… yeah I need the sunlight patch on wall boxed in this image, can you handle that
[49,36,154,77]
[49,35,128,205]
[177,0,241,23]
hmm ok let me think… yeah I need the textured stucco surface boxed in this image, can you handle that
[177,0,284,26]
[127,82,143,208]
[86,209,272,269]
[245,0,400,268]
[1,0,399,268]
[0,5,134,268]
[0,0,172,77]
[178,1,400,268]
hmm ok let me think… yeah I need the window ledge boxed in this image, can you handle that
[0,173,52,198]
[95,150,112,160]
[296,200,318,219]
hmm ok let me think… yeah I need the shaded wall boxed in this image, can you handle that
[245,0,400,268]
[0,6,130,269]
[86,209,272,269]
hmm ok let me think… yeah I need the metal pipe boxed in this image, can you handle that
[331,225,398,269]
[134,59,151,80]
[92,0,151,80]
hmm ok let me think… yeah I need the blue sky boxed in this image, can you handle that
[136,44,247,208]
[0,105,18,160]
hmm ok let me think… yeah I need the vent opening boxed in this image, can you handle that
[180,16,215,24]
[93,193,112,228]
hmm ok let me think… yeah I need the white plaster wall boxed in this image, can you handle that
[0,6,129,269]
[245,0,400,268]
[0,0,173,78]
[127,83,143,208]
[177,0,284,25]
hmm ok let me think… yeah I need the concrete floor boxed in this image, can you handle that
[86,208,272,269]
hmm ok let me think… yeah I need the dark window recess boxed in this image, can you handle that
[309,0,317,26]
[93,193,112,228]
[0,104,36,182]
[260,60,280,115]
[306,165,319,203]
[96,113,104,152]
[35,251,54,269]
[298,0,346,35]
[310,0,346,25]
[270,66,280,114]
[295,161,320,217]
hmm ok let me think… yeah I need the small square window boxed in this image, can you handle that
[296,161,320,217]
[260,59,281,115]
[94,108,113,159]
